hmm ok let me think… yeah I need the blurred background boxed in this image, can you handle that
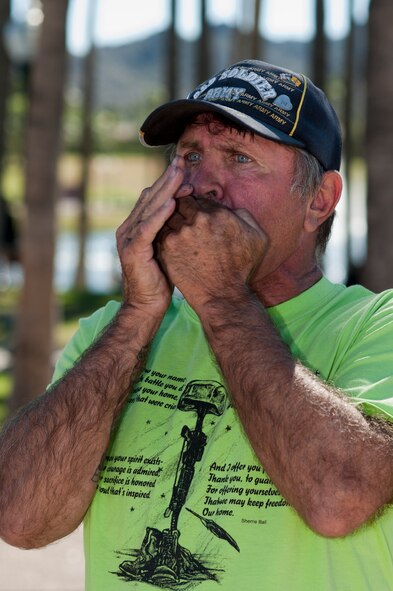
[0,0,391,426]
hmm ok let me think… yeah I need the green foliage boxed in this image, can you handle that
[62,89,167,154]
[2,156,24,203]
[0,287,122,423]
[4,90,29,157]
[0,373,11,423]
[59,288,121,321]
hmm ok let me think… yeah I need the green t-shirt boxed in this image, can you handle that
[52,278,393,591]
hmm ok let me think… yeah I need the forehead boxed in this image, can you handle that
[181,113,252,142]
[178,114,297,163]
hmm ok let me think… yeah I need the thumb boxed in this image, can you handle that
[234,208,263,233]
[175,183,194,199]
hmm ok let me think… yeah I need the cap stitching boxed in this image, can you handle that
[289,75,307,137]
[206,95,296,128]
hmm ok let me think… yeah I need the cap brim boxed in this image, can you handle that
[139,99,305,149]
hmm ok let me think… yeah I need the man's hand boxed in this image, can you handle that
[0,159,195,549]
[156,195,267,309]
[116,156,192,316]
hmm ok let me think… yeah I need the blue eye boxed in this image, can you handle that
[235,154,251,163]
[185,152,201,162]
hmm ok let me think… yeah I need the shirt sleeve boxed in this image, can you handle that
[332,291,393,419]
[50,299,121,385]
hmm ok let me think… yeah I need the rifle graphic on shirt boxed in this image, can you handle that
[117,380,239,588]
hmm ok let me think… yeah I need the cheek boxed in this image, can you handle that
[230,190,282,231]
[253,199,306,253]
[223,181,267,214]
[223,178,303,236]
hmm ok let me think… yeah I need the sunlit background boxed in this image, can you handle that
[1,0,382,406]
[2,0,393,587]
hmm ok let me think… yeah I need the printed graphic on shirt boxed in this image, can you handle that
[97,368,288,589]
[124,378,238,586]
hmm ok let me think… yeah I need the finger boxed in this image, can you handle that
[154,223,172,247]
[174,183,194,199]
[146,155,185,197]
[150,155,186,201]
[117,159,185,241]
[136,197,177,242]
[175,194,199,216]
[233,208,263,232]
[116,210,135,241]
[121,198,177,249]
[134,156,186,216]
[163,211,187,231]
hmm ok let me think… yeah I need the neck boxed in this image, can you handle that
[251,262,323,308]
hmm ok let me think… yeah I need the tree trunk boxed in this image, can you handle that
[197,0,209,82]
[0,0,11,179]
[312,0,326,92]
[361,0,393,291]
[343,0,356,283]
[167,0,178,100]
[75,0,97,290]
[250,0,262,59]
[11,0,69,412]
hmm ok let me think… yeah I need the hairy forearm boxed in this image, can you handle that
[0,304,159,548]
[197,289,393,537]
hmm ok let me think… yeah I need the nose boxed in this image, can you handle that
[186,163,224,202]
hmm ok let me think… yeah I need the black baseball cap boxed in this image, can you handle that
[139,59,342,171]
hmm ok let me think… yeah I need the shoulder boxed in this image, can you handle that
[51,299,122,384]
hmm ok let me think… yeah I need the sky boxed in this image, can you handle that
[65,0,370,55]
[12,0,370,57]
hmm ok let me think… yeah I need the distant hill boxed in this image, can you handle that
[67,24,367,120]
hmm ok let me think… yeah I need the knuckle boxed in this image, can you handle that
[140,186,151,199]
[115,225,124,241]
[161,230,176,249]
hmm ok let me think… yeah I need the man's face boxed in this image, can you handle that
[176,117,313,284]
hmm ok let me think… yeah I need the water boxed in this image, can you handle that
[0,229,120,293]
[55,229,121,293]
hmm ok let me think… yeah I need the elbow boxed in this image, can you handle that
[306,513,358,539]
[0,522,45,550]
[0,511,51,549]
[304,498,381,539]
[0,503,84,549]
[1,529,37,550]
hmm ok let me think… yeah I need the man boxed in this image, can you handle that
[1,60,393,590]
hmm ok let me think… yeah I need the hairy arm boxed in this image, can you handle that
[158,195,393,537]
[0,306,153,549]
[0,156,192,549]
[197,291,393,537]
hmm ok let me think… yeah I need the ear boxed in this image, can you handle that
[304,171,342,233]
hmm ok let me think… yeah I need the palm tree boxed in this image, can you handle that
[11,0,69,412]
